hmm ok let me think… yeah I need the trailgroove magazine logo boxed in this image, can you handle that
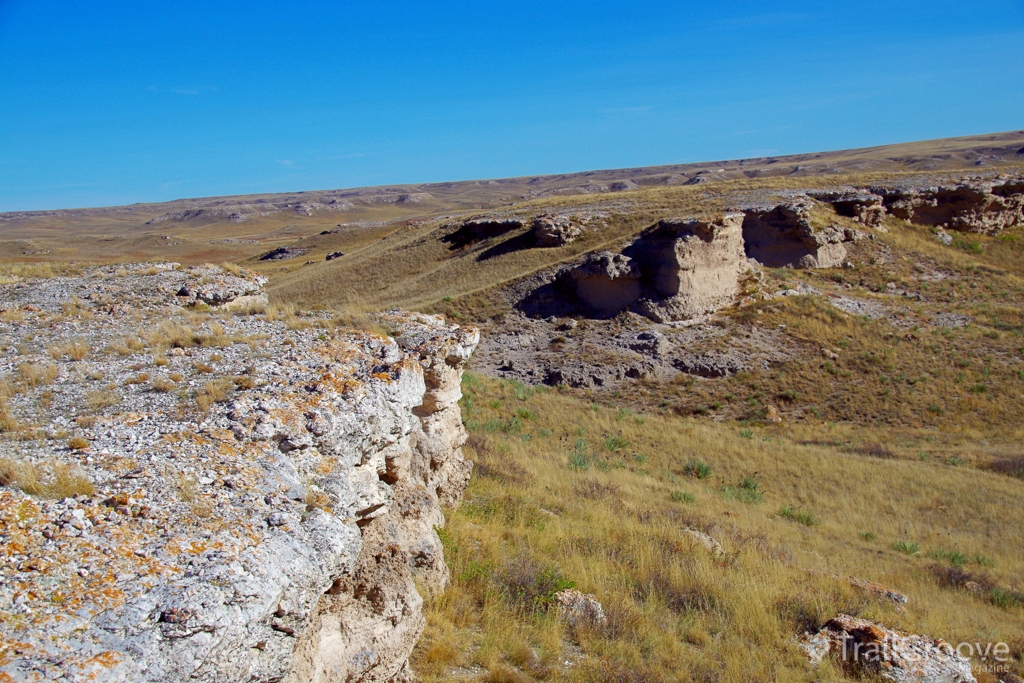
[841,636,1012,666]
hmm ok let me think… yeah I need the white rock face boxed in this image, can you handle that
[0,265,478,683]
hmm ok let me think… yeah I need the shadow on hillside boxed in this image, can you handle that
[516,280,583,319]
[477,232,537,261]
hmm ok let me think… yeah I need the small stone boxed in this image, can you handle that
[554,589,607,629]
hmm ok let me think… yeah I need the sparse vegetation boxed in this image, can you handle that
[195,378,234,412]
[778,504,818,527]
[681,458,712,479]
[66,436,89,451]
[85,389,120,412]
[892,540,921,555]
[0,458,94,498]
[18,362,58,386]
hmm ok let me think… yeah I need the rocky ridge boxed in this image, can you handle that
[0,264,478,682]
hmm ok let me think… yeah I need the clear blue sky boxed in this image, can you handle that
[1,1,1022,212]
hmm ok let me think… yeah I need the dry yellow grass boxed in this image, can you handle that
[263,166,1020,315]
[0,458,94,498]
[412,374,1024,682]
[195,378,233,412]
[18,362,58,386]
[49,338,90,361]
[85,389,120,412]
[0,398,21,434]
[150,376,176,393]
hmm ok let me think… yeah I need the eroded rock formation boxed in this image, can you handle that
[742,197,864,268]
[532,214,583,247]
[811,191,886,227]
[442,218,523,250]
[565,251,642,317]
[560,215,749,322]
[0,265,478,682]
[873,178,1024,234]
[627,214,748,322]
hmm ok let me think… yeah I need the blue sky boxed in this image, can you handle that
[1,1,1022,212]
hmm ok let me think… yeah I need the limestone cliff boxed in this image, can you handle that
[0,264,478,682]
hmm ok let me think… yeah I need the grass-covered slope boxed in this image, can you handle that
[412,374,1024,682]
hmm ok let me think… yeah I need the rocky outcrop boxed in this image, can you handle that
[627,214,748,322]
[560,215,748,322]
[554,590,607,630]
[565,251,642,317]
[872,178,1024,234]
[442,218,523,250]
[811,191,886,227]
[844,576,909,607]
[532,214,583,247]
[799,614,976,683]
[0,265,478,683]
[173,263,269,308]
[260,246,310,261]
[742,197,864,268]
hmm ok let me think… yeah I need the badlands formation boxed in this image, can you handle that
[0,164,1022,681]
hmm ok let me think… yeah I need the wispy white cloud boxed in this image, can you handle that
[275,159,296,168]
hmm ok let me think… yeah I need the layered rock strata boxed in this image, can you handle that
[561,215,749,322]
[872,178,1024,234]
[0,264,477,682]
[741,197,864,268]
[627,214,749,322]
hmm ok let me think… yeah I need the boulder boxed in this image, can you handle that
[533,214,583,247]
[554,589,607,630]
[845,576,909,607]
[799,614,976,683]
[742,197,857,268]
[681,528,725,556]
[260,246,309,261]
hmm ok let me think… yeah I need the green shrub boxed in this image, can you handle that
[671,490,695,504]
[722,477,763,504]
[682,459,712,479]
[778,504,818,527]
[892,540,920,555]
[603,434,629,452]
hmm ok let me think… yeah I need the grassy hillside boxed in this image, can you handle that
[411,374,1024,682]
[261,170,1003,311]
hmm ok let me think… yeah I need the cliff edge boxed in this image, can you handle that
[0,263,478,682]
